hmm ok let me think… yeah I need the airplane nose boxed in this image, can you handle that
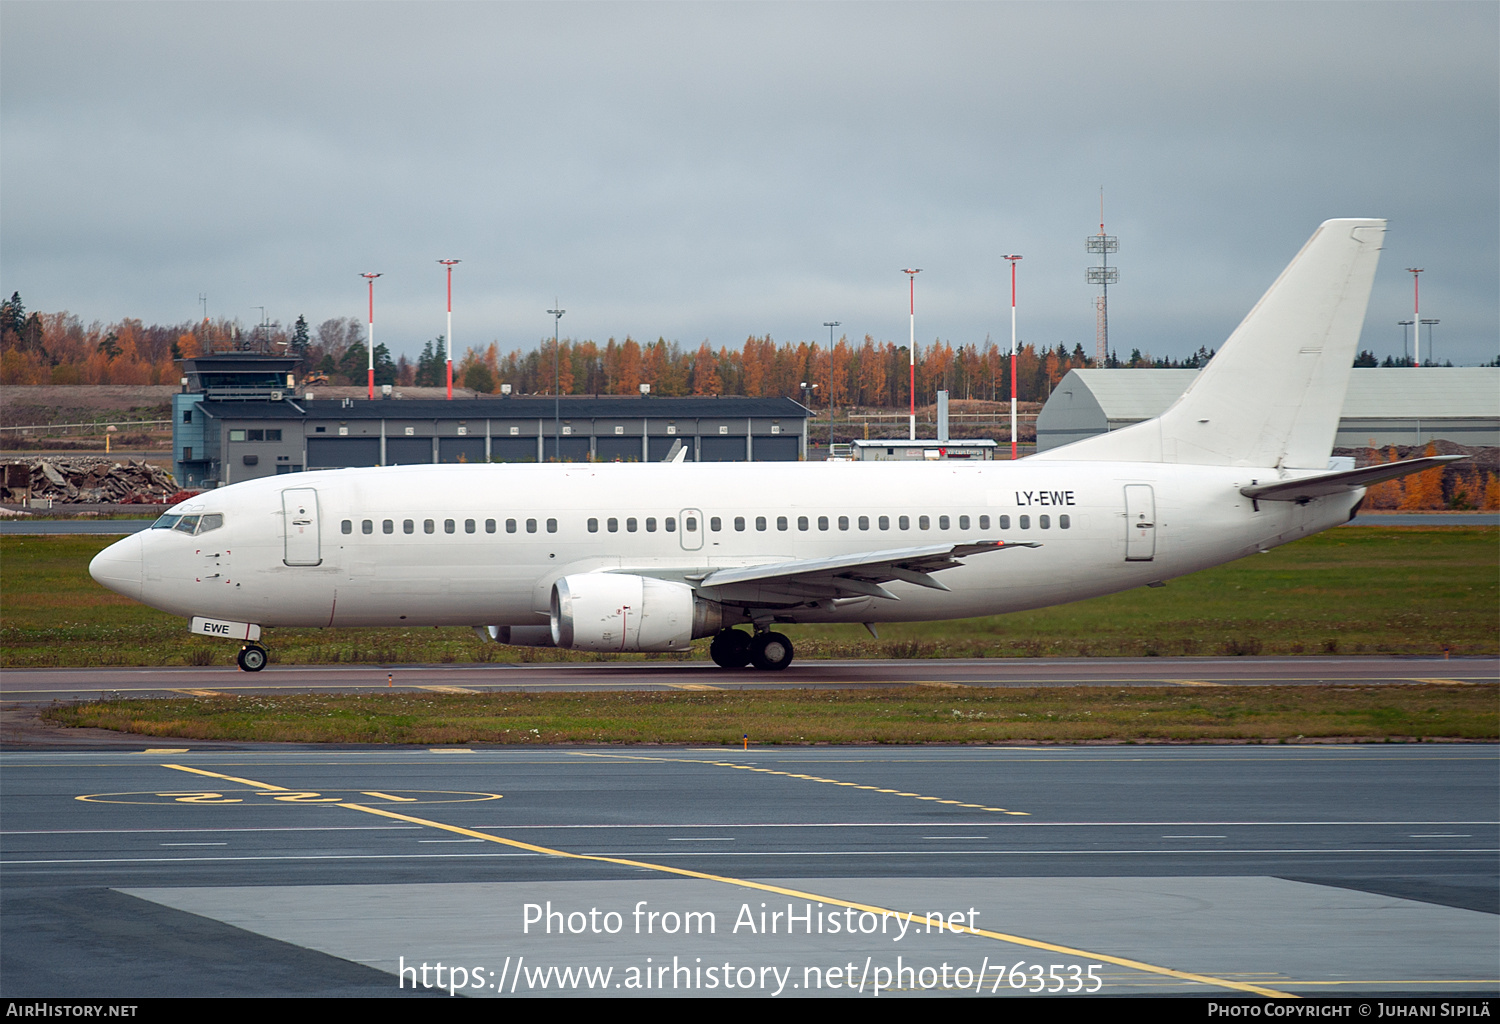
[89,533,144,601]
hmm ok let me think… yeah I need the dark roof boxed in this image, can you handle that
[197,395,809,421]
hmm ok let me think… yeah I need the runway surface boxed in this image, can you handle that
[2,744,1496,998]
[5,655,1496,703]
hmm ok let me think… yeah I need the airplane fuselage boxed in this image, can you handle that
[92,459,1359,631]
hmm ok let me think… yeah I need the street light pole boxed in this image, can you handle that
[360,274,381,400]
[1406,267,1423,367]
[902,270,921,440]
[1002,255,1022,459]
[823,320,840,448]
[438,260,460,398]
[548,303,565,459]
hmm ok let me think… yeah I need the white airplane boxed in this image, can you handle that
[91,218,1457,673]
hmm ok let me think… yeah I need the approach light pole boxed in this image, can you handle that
[360,274,381,400]
[438,260,460,398]
[1421,318,1440,365]
[903,270,921,440]
[548,303,565,459]
[823,320,840,448]
[1003,255,1022,459]
[1406,268,1424,367]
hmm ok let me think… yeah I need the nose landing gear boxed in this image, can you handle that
[236,644,268,672]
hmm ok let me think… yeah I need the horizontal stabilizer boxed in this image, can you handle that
[1239,456,1465,503]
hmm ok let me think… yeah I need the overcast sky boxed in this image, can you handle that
[3,2,1496,367]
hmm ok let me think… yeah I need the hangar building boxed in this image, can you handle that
[172,355,809,487]
[1035,367,1500,454]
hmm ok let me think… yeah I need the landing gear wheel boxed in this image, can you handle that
[709,628,752,669]
[748,631,794,672]
[237,644,268,672]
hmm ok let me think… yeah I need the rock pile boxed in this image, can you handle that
[1,457,182,504]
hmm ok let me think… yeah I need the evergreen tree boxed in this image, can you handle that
[415,338,444,386]
[292,315,310,355]
[373,343,397,386]
[338,341,368,382]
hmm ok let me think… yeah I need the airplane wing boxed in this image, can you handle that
[1240,455,1465,503]
[687,540,1038,605]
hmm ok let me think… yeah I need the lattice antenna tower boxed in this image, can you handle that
[1085,190,1118,366]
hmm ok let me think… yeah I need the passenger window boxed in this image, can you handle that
[734,517,746,532]
[443,519,455,534]
[798,516,809,531]
[777,516,788,531]
[958,515,969,530]
[818,516,829,531]
[998,515,1010,529]
[174,515,200,534]
[363,520,374,534]
[341,520,352,535]
[899,515,910,530]
[507,519,518,534]
[709,517,720,531]
[485,519,496,533]
[424,519,435,534]
[1019,515,1030,529]
[646,517,657,532]
[979,515,990,530]
[384,520,394,534]
[528,518,539,533]
[404,519,414,534]
[1060,514,1071,529]
[879,515,890,530]
[588,518,599,533]
[858,515,869,530]
[918,515,930,530]
[607,518,618,533]
[464,519,475,534]
[939,515,950,530]
[546,518,557,533]
[666,517,677,532]
[198,514,223,533]
[755,516,767,531]
[838,515,849,531]
[1040,515,1050,529]
[625,518,637,533]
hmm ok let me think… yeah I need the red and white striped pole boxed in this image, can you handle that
[903,268,921,440]
[360,273,381,400]
[438,260,461,398]
[1003,255,1022,459]
[1406,267,1423,367]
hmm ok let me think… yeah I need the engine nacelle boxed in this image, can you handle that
[482,625,556,648]
[550,574,725,652]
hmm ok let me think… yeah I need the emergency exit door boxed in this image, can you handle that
[1124,484,1156,561]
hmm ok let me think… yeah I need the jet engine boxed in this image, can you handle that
[550,574,725,652]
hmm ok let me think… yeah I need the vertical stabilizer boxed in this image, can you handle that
[1047,218,1385,468]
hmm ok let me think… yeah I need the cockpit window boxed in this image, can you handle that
[198,514,224,533]
[151,514,182,530]
[173,515,201,534]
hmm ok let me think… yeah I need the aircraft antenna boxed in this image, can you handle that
[1086,189,1119,366]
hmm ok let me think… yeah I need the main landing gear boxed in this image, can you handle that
[709,628,793,671]
[236,644,268,672]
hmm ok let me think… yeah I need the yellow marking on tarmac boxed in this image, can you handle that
[266,789,1290,998]
[361,791,417,802]
[571,752,1028,815]
[1411,678,1472,686]
[428,748,474,753]
[162,764,289,790]
[170,689,227,697]
[141,749,189,754]
[415,686,479,694]
[1169,679,1225,687]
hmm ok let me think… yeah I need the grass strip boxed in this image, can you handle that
[43,684,1499,745]
[4,527,1497,667]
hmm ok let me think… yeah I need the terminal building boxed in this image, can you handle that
[172,355,810,488]
[1035,367,1500,454]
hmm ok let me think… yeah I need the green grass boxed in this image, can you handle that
[43,685,1499,745]
[2,528,1496,668]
